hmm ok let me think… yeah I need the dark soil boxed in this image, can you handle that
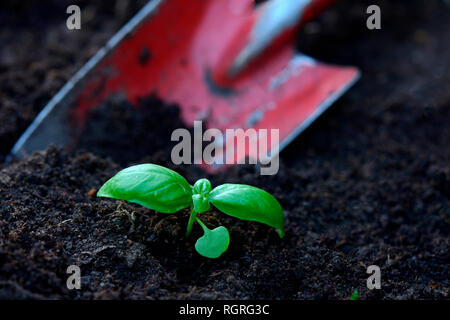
[77,95,194,167]
[0,0,449,299]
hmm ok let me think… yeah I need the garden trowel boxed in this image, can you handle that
[10,0,359,171]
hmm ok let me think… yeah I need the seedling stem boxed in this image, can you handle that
[186,206,197,237]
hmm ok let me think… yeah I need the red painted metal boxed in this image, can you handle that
[73,0,358,171]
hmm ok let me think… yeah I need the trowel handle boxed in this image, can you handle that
[212,0,337,86]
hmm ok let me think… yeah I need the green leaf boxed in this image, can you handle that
[97,164,192,213]
[349,290,360,300]
[195,219,230,258]
[192,194,210,213]
[209,184,284,237]
[193,178,212,195]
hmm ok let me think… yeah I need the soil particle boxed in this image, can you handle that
[139,47,152,66]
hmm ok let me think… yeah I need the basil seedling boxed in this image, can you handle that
[97,164,284,258]
[349,290,360,300]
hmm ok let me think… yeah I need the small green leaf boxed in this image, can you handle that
[192,194,210,213]
[209,184,284,237]
[195,220,230,259]
[349,290,360,300]
[193,178,212,195]
[97,164,192,213]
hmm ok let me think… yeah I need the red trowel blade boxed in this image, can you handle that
[10,0,359,171]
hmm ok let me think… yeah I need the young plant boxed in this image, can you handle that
[97,164,284,258]
[349,290,360,300]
